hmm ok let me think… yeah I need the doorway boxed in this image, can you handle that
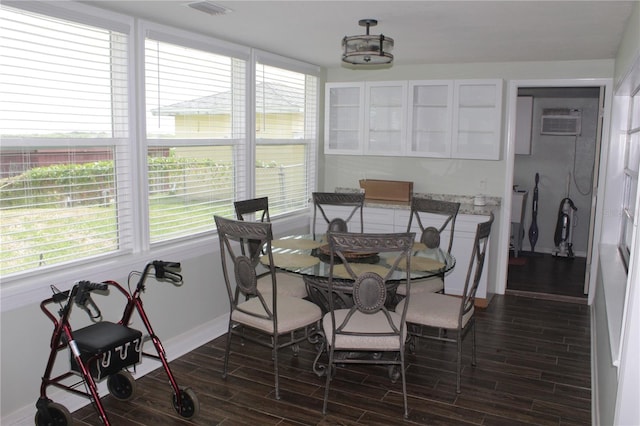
[506,86,603,301]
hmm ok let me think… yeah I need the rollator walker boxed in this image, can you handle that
[35,260,200,425]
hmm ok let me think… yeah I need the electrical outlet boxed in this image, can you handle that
[479,178,487,192]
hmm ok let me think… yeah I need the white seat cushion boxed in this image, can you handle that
[395,292,473,330]
[395,276,444,296]
[257,272,308,298]
[232,295,321,334]
[323,309,405,351]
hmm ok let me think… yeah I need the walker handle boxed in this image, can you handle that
[153,260,183,284]
[75,280,108,320]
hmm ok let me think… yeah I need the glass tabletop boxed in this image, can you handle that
[263,234,455,281]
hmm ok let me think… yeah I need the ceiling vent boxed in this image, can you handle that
[541,108,582,136]
[186,1,232,16]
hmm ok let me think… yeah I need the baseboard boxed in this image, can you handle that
[2,314,229,426]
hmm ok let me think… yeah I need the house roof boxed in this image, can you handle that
[152,82,304,116]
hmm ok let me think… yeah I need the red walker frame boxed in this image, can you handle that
[35,260,199,425]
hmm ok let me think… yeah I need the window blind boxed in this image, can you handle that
[0,5,131,276]
[255,63,318,216]
[144,37,247,242]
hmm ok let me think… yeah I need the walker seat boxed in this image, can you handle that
[70,321,142,381]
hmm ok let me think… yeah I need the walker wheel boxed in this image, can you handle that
[172,387,199,418]
[34,401,72,426]
[107,370,136,401]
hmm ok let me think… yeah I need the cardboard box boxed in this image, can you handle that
[359,179,413,202]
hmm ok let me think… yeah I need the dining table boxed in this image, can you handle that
[260,233,456,377]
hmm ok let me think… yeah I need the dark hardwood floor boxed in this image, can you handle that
[72,294,591,425]
[507,251,587,302]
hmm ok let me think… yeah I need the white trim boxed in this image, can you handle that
[499,78,613,303]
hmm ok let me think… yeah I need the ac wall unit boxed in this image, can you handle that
[540,108,582,136]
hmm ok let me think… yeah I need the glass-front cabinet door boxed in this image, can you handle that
[324,82,365,154]
[364,81,407,156]
[407,81,453,157]
[452,79,503,160]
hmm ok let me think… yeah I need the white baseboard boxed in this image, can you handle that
[3,315,229,426]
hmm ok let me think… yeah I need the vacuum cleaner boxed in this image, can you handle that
[553,197,577,258]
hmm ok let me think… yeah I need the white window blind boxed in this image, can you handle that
[0,5,130,276]
[144,37,247,242]
[255,63,318,216]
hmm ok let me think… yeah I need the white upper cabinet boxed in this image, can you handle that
[364,81,407,156]
[451,79,503,160]
[324,82,365,155]
[406,81,453,158]
[325,79,503,160]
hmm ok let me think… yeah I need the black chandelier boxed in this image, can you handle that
[342,19,394,65]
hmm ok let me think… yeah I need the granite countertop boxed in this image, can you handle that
[335,188,500,216]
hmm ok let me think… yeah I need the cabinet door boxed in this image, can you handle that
[364,81,407,156]
[363,207,394,233]
[324,83,365,155]
[452,80,503,160]
[406,81,453,158]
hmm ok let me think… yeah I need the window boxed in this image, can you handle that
[143,35,247,243]
[0,3,319,280]
[0,4,131,276]
[255,63,318,217]
[620,88,640,267]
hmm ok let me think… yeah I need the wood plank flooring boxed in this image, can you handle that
[507,252,587,301]
[72,295,591,425]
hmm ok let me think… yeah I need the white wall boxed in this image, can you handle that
[321,60,613,197]
[514,95,599,255]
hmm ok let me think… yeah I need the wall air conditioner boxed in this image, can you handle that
[540,108,582,136]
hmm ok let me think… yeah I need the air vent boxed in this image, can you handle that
[541,108,582,136]
[186,1,232,16]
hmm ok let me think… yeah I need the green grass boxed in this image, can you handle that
[0,201,234,276]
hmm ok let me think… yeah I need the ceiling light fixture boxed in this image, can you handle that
[342,19,394,65]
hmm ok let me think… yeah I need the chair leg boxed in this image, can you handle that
[273,335,280,400]
[222,323,233,379]
[322,347,334,414]
[471,320,477,366]
[400,351,408,419]
[456,335,462,394]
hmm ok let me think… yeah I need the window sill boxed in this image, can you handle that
[598,243,628,367]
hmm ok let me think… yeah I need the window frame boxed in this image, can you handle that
[0,2,320,306]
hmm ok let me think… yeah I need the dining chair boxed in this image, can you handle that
[312,192,365,239]
[321,230,415,418]
[396,197,460,296]
[214,215,322,400]
[233,197,308,299]
[395,212,493,393]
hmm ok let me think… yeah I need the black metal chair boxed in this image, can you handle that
[233,197,308,299]
[214,215,322,400]
[395,212,493,393]
[321,230,415,418]
[312,192,365,239]
[396,197,460,296]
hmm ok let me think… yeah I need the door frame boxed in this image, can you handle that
[497,78,613,304]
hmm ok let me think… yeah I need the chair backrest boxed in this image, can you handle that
[459,212,494,324]
[326,231,415,343]
[234,197,270,223]
[312,192,365,239]
[214,215,276,320]
[407,197,460,254]
[234,197,270,257]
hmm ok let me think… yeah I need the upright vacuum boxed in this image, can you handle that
[553,174,578,258]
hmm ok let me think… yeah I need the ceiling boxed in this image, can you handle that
[87,1,635,69]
